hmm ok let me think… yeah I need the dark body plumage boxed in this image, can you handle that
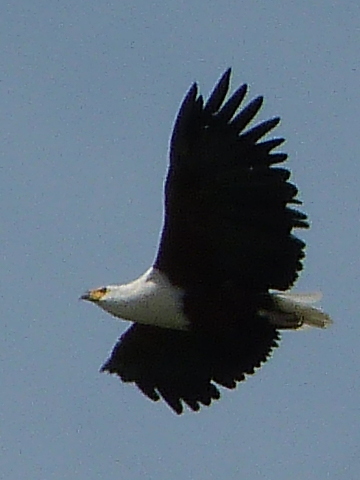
[101,69,309,414]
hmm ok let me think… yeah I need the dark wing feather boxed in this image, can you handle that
[102,71,308,413]
[101,321,279,414]
[154,69,308,291]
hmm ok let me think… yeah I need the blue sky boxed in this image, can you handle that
[1,1,359,478]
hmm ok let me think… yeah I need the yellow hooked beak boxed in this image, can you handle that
[80,287,107,302]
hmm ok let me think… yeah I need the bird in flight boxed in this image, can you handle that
[81,69,332,414]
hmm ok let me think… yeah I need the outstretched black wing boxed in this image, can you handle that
[101,321,279,414]
[102,70,308,413]
[154,68,308,291]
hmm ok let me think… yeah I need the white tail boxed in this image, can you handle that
[260,292,333,330]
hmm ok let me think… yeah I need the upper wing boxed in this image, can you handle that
[101,322,279,414]
[154,69,308,292]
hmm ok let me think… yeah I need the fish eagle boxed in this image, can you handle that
[81,69,331,414]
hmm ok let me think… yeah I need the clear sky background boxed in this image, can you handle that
[1,2,359,479]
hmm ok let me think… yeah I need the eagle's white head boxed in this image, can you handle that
[80,268,188,330]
